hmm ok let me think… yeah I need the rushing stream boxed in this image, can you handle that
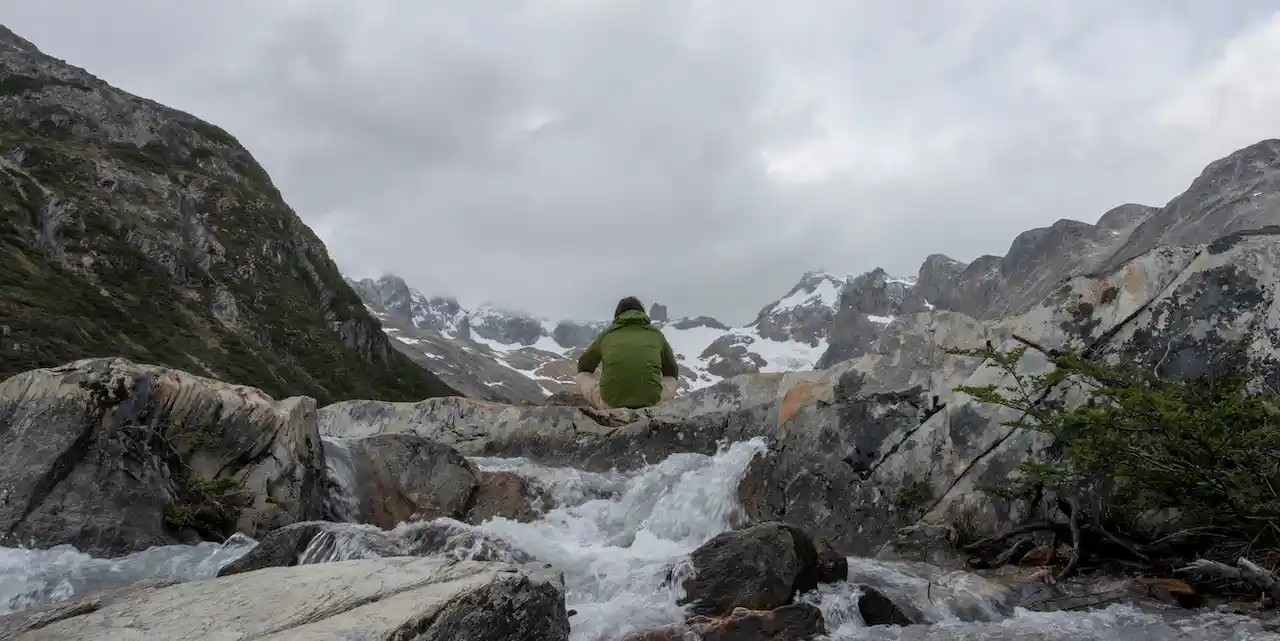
[2,437,1278,640]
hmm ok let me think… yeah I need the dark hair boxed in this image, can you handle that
[614,296,645,318]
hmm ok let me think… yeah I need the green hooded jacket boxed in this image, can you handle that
[577,309,679,409]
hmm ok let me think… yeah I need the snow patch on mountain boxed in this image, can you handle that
[769,276,841,312]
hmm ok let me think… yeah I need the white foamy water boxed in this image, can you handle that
[320,436,362,522]
[0,533,256,616]
[2,438,1279,640]
[473,439,770,640]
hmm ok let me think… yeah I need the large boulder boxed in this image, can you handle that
[0,358,324,557]
[678,522,847,617]
[466,471,550,524]
[2,557,570,640]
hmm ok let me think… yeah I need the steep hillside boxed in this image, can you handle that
[0,25,458,404]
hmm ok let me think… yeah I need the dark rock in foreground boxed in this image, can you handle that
[679,522,847,617]
[466,470,550,524]
[858,585,917,626]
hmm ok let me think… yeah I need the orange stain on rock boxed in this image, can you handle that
[779,382,826,425]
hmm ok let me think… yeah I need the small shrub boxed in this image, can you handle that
[892,477,935,525]
[164,475,246,538]
[163,504,194,529]
[950,341,1280,563]
[189,475,242,497]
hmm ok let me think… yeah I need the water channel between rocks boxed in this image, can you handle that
[2,437,1277,640]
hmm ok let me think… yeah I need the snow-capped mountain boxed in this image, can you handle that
[351,269,925,404]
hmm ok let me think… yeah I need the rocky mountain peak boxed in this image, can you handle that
[648,302,669,323]
[815,268,928,368]
[842,269,924,316]
[1096,203,1157,232]
[465,306,548,347]
[350,275,466,336]
[913,254,967,309]
[1102,138,1280,271]
[0,25,38,53]
[750,271,846,344]
[668,315,730,331]
[897,140,1280,324]
[551,320,607,349]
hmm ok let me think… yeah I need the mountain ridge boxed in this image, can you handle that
[356,139,1280,404]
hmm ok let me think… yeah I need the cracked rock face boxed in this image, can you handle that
[816,140,1280,370]
[5,557,571,641]
[0,358,324,557]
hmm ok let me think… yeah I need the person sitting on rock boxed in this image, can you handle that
[575,296,679,410]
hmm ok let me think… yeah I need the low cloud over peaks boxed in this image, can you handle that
[9,1,1280,322]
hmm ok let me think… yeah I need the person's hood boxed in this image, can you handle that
[611,309,652,327]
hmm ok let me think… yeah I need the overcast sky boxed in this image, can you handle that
[6,2,1280,323]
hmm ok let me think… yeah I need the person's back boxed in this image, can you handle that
[576,297,679,410]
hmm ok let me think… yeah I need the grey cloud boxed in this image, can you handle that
[6,1,1280,323]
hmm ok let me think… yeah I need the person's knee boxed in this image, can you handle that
[575,372,610,409]
[660,376,678,401]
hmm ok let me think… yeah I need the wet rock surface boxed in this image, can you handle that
[323,434,546,528]
[696,603,827,641]
[858,585,917,626]
[331,434,479,527]
[466,470,549,524]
